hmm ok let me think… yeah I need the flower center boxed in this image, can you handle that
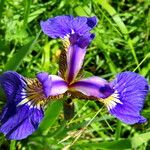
[17,78,47,109]
[99,91,123,110]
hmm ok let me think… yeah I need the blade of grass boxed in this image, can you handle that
[10,140,16,150]
[27,8,46,23]
[0,0,5,22]
[94,37,117,74]
[133,52,150,72]
[42,42,51,71]
[24,0,31,29]
[38,100,63,135]
[67,101,89,126]
[94,0,128,34]
[64,107,104,149]
[3,31,41,71]
[73,139,131,149]
[94,0,140,70]
[115,120,121,140]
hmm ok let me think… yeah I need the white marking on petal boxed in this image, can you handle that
[27,101,31,106]
[102,91,123,110]
[21,88,26,94]
[21,95,26,99]
[36,104,41,110]
[63,34,70,39]
[17,79,48,110]
[29,103,33,109]
[17,98,30,107]
[71,29,75,34]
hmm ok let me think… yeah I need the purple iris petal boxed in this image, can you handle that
[40,15,97,39]
[69,33,95,49]
[66,45,87,83]
[109,71,149,124]
[49,75,68,96]
[0,71,27,104]
[0,104,43,140]
[77,33,95,48]
[41,16,98,83]
[37,72,52,98]
[70,76,114,98]
[0,71,46,139]
[86,17,97,28]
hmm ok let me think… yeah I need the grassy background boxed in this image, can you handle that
[0,0,150,149]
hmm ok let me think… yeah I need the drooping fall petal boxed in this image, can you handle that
[65,45,87,83]
[0,71,50,140]
[104,71,149,124]
[0,104,44,140]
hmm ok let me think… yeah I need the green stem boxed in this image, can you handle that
[65,107,103,149]
[115,120,121,140]
[0,0,5,22]
[128,38,140,71]
[95,0,140,71]
[42,42,51,71]
[10,140,16,150]
[23,0,31,29]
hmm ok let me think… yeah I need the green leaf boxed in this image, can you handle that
[131,132,150,148]
[74,139,131,149]
[94,36,117,74]
[94,0,139,69]
[23,0,31,29]
[28,8,46,23]
[10,140,16,150]
[38,100,63,135]
[3,39,33,71]
[95,0,128,35]
[3,31,41,71]
[0,0,5,22]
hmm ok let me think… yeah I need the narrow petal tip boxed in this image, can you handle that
[37,73,68,98]
[138,116,147,124]
[50,75,68,96]
[87,16,98,28]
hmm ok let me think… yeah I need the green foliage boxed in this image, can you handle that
[39,100,63,135]
[0,0,150,149]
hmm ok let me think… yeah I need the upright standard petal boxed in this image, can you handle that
[69,76,114,99]
[103,71,149,124]
[60,33,95,83]
[40,15,97,39]
[65,45,87,83]
[69,33,95,49]
[41,16,98,84]
[0,71,50,139]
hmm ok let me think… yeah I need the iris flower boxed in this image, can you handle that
[41,15,149,124]
[0,16,97,140]
[0,16,149,140]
